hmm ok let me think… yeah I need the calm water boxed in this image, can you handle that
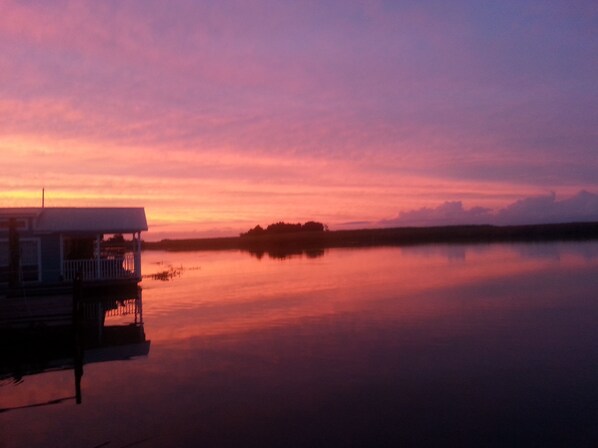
[2,243,598,447]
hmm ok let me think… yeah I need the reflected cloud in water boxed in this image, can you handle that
[399,240,598,262]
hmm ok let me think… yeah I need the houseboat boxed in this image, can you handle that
[0,207,148,296]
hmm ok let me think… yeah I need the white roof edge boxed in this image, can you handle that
[0,207,148,233]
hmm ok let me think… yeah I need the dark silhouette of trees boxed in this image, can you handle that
[243,225,265,236]
[302,221,325,232]
[107,233,125,243]
[266,222,302,234]
[241,221,327,237]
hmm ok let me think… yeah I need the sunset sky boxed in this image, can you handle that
[1,0,597,239]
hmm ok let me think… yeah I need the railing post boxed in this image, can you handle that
[95,235,101,280]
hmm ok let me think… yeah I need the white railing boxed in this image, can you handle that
[63,253,137,281]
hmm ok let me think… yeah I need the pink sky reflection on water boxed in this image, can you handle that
[3,243,598,447]
[138,244,597,341]
[2,243,598,446]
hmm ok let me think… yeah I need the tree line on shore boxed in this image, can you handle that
[143,221,598,252]
[241,221,327,237]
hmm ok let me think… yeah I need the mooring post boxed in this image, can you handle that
[73,272,84,405]
[73,272,82,320]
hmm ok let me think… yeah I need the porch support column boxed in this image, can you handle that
[134,232,142,279]
[59,234,64,280]
[95,234,101,280]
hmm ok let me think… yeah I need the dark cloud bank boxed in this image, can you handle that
[381,191,598,227]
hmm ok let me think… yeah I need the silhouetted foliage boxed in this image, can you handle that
[243,225,265,237]
[302,221,325,232]
[103,233,128,256]
[241,221,327,237]
[266,222,302,234]
[107,234,125,243]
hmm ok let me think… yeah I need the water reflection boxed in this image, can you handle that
[399,240,598,262]
[243,247,326,260]
[2,243,598,447]
[0,289,148,411]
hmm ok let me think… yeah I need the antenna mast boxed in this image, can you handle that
[42,188,45,208]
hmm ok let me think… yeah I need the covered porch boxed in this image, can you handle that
[61,232,143,282]
[33,207,148,287]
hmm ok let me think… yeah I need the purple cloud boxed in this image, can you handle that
[382,202,493,227]
[383,191,598,227]
[496,191,598,225]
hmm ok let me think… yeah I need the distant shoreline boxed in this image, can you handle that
[143,222,598,252]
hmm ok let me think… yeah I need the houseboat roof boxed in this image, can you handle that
[0,207,148,234]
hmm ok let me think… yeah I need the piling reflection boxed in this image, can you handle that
[0,288,149,411]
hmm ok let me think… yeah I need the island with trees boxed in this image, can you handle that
[241,221,327,237]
